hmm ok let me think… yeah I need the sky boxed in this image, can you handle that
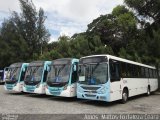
[0,0,123,42]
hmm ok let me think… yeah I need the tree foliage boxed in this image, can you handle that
[0,0,50,68]
[0,0,159,69]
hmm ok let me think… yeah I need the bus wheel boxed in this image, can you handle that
[147,86,150,96]
[121,89,128,104]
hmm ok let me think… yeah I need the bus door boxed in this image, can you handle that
[70,62,78,96]
[109,59,121,100]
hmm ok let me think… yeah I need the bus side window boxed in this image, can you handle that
[149,69,153,78]
[145,68,149,78]
[153,69,157,78]
[109,60,120,82]
[71,62,78,84]
[43,70,48,82]
[127,64,133,78]
[121,62,127,78]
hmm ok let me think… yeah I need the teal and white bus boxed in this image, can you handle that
[0,69,4,83]
[4,63,29,92]
[46,58,79,97]
[23,61,51,94]
[77,55,158,103]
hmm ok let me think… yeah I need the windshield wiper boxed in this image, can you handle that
[57,65,65,75]
[92,63,99,73]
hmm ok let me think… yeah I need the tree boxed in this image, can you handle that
[86,5,137,54]
[0,0,50,68]
[0,19,28,68]
[124,0,160,67]
[15,0,50,60]
[124,0,160,25]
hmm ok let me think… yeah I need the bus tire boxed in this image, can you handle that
[147,86,150,96]
[121,89,128,104]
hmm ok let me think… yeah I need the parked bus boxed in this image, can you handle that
[4,63,29,92]
[46,58,79,97]
[23,61,51,94]
[77,55,158,103]
[0,70,4,83]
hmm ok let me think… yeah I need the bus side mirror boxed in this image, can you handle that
[73,64,76,71]
[23,68,25,71]
[46,66,50,72]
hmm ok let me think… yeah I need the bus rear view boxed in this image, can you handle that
[23,61,51,94]
[4,63,28,92]
[46,58,79,97]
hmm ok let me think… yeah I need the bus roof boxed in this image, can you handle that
[52,58,79,65]
[53,58,78,61]
[80,54,156,69]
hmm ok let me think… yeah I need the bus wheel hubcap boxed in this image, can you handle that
[147,88,150,95]
[123,93,127,101]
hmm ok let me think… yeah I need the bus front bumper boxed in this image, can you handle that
[77,91,109,101]
[45,87,72,97]
[23,85,45,94]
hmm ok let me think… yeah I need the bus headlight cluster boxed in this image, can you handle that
[63,84,68,90]
[36,83,40,88]
[77,85,83,92]
[97,86,106,94]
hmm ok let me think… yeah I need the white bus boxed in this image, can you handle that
[77,55,158,103]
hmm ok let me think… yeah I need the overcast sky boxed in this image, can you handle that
[0,0,123,42]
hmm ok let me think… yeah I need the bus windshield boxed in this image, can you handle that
[47,64,70,83]
[78,62,108,85]
[5,67,21,82]
[24,66,43,82]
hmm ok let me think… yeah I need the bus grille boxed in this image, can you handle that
[84,90,97,93]
[6,84,14,90]
[26,86,35,92]
[26,88,34,92]
[85,94,96,97]
[81,86,100,90]
[50,91,61,95]
[6,86,13,90]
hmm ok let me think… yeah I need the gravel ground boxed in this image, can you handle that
[0,85,160,114]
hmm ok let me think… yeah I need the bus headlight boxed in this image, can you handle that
[14,82,18,86]
[36,83,40,88]
[77,85,82,92]
[97,87,106,94]
[63,84,68,90]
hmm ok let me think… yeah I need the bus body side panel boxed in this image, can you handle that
[34,61,51,94]
[126,78,148,97]
[109,81,122,101]
[68,83,77,97]
[149,78,158,92]
[60,83,77,97]
[34,84,46,94]
[68,59,79,97]
[110,77,158,101]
